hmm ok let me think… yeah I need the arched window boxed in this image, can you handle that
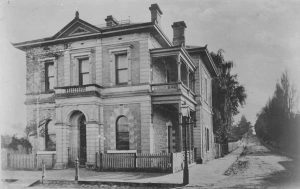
[45,120,56,151]
[116,116,129,150]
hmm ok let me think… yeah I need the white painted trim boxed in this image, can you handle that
[37,151,56,155]
[71,51,91,58]
[109,47,130,54]
[38,57,55,62]
[69,26,89,36]
[107,150,137,154]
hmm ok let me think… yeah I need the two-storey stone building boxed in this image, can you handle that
[13,4,218,169]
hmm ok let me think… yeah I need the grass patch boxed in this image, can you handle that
[224,160,249,176]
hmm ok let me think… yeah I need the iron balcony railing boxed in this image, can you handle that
[150,82,195,99]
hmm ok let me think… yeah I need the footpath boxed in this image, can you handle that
[1,146,244,188]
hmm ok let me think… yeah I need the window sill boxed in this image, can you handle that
[107,150,137,154]
[116,83,128,86]
[37,151,56,155]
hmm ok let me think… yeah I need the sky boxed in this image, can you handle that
[0,0,299,136]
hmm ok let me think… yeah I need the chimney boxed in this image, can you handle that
[149,3,163,27]
[105,15,118,27]
[172,21,187,46]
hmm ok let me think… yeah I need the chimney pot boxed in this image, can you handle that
[172,21,187,47]
[105,15,118,27]
[149,3,163,27]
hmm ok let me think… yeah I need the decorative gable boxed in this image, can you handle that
[52,12,101,39]
[70,27,89,35]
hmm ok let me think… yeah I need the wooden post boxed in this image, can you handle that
[95,152,98,169]
[41,160,45,184]
[34,153,38,170]
[52,154,55,168]
[99,153,103,171]
[134,153,137,169]
[170,152,174,173]
[75,157,79,181]
[7,153,10,169]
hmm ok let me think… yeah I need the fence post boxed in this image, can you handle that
[41,160,45,184]
[52,153,55,168]
[67,147,70,168]
[170,153,173,173]
[134,153,137,169]
[34,153,38,170]
[95,152,98,169]
[7,153,10,169]
[99,153,103,171]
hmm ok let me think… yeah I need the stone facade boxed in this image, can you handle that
[14,3,218,169]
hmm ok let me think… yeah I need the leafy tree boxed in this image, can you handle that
[229,115,251,141]
[7,136,32,154]
[255,71,298,156]
[24,117,51,138]
[211,49,247,154]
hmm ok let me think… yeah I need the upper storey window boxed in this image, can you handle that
[115,53,128,84]
[205,77,208,102]
[79,58,89,85]
[45,62,54,91]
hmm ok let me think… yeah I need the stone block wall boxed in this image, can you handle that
[26,103,56,152]
[101,33,149,87]
[25,45,64,94]
[152,105,178,153]
[103,103,141,152]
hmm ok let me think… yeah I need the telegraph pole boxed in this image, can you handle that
[183,116,189,185]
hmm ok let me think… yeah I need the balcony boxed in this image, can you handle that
[54,84,103,98]
[150,82,195,101]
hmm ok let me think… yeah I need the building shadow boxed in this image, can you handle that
[259,159,300,187]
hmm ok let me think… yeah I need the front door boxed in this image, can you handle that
[79,116,86,165]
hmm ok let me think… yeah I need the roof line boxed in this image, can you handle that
[12,23,156,49]
[53,17,101,39]
[153,24,172,47]
[186,46,219,76]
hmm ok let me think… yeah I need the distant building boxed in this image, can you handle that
[13,4,218,169]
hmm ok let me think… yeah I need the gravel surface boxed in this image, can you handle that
[208,134,300,189]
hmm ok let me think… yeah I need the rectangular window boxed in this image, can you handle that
[79,58,89,85]
[45,120,56,151]
[45,62,54,91]
[189,72,195,92]
[115,53,128,84]
[205,78,208,101]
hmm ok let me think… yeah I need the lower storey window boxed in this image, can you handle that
[116,116,129,150]
[45,120,56,151]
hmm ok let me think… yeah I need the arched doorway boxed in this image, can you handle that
[69,111,87,166]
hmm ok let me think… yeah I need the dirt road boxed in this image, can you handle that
[208,135,300,189]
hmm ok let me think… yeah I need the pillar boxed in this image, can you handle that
[54,123,69,169]
[86,122,100,165]
[187,68,190,89]
[177,60,181,83]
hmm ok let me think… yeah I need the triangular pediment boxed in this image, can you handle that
[53,17,101,39]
